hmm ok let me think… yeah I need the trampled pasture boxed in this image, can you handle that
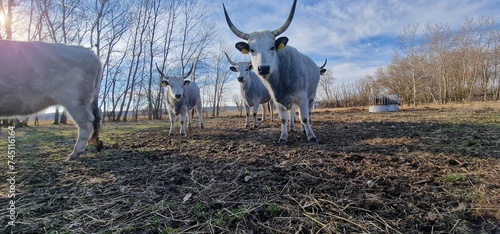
[1,103,499,233]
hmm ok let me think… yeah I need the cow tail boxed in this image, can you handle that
[92,99,101,138]
[90,59,104,151]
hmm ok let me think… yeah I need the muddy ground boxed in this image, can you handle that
[1,104,499,233]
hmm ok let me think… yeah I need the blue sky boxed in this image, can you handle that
[207,0,499,83]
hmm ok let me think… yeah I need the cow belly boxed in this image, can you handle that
[273,95,293,110]
[0,94,55,116]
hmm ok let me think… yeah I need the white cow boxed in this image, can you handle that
[156,64,204,136]
[224,52,274,128]
[223,0,321,145]
[0,40,103,160]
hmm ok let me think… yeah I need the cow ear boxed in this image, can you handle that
[161,80,169,86]
[275,37,289,50]
[235,42,250,54]
[230,66,237,72]
[320,69,326,75]
[183,80,191,86]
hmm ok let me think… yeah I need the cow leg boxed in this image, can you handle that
[304,111,312,132]
[289,105,296,132]
[300,110,306,133]
[168,111,176,136]
[64,104,95,161]
[87,99,103,151]
[244,105,250,128]
[196,102,204,129]
[276,105,289,145]
[187,108,193,129]
[298,101,318,143]
[308,98,315,129]
[252,104,259,128]
[179,110,187,136]
[270,101,275,122]
[261,103,267,121]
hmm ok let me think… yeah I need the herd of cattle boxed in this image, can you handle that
[0,0,327,161]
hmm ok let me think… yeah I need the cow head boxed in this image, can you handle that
[223,0,296,79]
[156,63,193,100]
[224,52,253,83]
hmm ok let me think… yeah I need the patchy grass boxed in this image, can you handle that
[1,103,499,233]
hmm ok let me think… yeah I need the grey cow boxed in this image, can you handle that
[223,0,321,145]
[157,64,204,136]
[290,59,328,131]
[0,40,103,160]
[224,52,274,128]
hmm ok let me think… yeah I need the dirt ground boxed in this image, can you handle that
[1,103,499,233]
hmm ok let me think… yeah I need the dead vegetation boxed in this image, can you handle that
[1,103,499,233]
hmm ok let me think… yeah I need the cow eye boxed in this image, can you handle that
[270,46,275,51]
[248,64,253,70]
[250,49,255,53]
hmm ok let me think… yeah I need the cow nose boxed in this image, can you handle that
[175,94,182,99]
[237,77,244,82]
[258,66,270,75]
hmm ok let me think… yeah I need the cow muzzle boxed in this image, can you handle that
[175,94,182,99]
[237,77,244,82]
[258,66,270,76]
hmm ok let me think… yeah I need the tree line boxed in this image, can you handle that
[318,16,499,107]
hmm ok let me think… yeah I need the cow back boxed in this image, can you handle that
[0,40,101,116]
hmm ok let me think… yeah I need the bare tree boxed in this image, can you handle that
[394,24,427,106]
[475,16,497,101]
[425,23,458,104]
[318,68,336,103]
[206,45,234,117]
[86,0,131,120]
[145,0,163,120]
[0,0,14,39]
[116,0,152,121]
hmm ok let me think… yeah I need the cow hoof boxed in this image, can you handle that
[253,125,258,129]
[278,139,287,146]
[95,140,104,151]
[309,137,319,144]
[245,125,250,128]
[66,154,79,161]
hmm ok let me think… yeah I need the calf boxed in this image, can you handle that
[0,40,103,161]
[224,52,274,128]
[156,64,204,136]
